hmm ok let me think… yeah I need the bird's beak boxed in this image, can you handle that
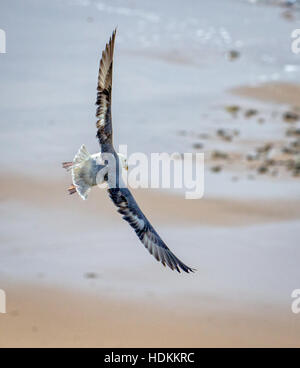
[125,164,129,171]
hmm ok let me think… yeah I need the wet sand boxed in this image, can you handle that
[1,173,300,347]
[1,281,300,348]
[230,82,300,107]
[1,173,300,227]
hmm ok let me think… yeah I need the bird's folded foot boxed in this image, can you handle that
[62,161,73,170]
[68,184,77,195]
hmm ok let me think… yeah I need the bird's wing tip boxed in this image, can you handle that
[179,266,197,274]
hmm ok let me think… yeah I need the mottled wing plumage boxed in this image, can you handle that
[108,187,194,273]
[96,29,116,152]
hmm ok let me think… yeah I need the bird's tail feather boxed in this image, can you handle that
[62,145,93,200]
[71,145,92,200]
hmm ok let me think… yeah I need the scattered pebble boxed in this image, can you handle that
[211,165,222,173]
[225,105,240,116]
[211,150,228,160]
[264,159,276,166]
[291,138,300,149]
[245,109,258,118]
[293,158,300,176]
[286,159,295,170]
[283,140,300,155]
[257,166,268,174]
[256,143,273,154]
[217,129,233,141]
[84,272,99,279]
[282,111,300,123]
[286,128,300,137]
[192,142,204,150]
[226,50,240,61]
[176,104,300,180]
[282,146,296,155]
[287,156,300,176]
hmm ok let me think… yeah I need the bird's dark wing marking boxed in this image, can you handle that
[108,187,195,273]
[96,29,116,152]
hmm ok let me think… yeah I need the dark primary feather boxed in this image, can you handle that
[95,29,116,152]
[108,187,195,273]
[94,31,194,273]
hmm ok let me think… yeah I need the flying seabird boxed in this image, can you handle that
[62,29,194,273]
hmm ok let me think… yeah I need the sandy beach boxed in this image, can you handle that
[230,82,300,107]
[0,173,300,347]
[1,0,300,347]
[1,281,300,348]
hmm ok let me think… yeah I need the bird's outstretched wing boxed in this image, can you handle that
[96,29,116,152]
[108,187,195,273]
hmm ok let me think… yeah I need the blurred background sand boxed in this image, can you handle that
[0,0,300,347]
